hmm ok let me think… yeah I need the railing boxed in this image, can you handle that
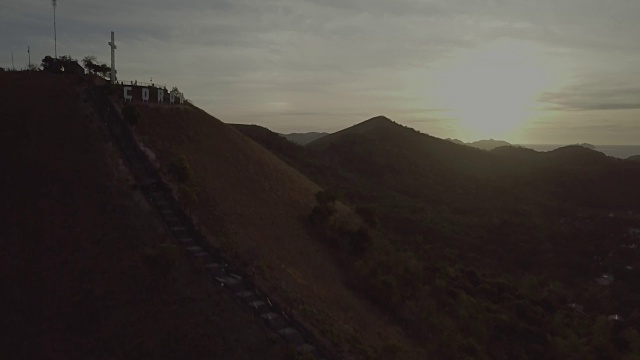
[117,79,167,88]
[89,84,333,359]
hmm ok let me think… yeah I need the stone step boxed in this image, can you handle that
[192,252,211,262]
[236,290,259,304]
[248,300,270,314]
[215,275,246,293]
[261,312,288,330]
[205,263,225,276]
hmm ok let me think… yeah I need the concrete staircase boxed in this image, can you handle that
[90,85,333,360]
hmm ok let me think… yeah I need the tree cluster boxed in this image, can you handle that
[81,56,111,78]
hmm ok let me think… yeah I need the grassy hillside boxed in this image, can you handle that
[123,101,424,358]
[0,72,292,359]
[237,116,640,359]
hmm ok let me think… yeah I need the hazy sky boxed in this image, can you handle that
[2,0,640,144]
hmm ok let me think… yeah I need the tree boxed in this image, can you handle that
[81,55,110,78]
[167,157,193,184]
[59,55,74,63]
[82,55,97,71]
[41,56,62,72]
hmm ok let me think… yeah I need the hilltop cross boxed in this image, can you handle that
[108,31,117,84]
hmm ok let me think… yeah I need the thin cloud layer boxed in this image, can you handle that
[2,0,639,143]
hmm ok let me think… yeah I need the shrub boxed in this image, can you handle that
[349,226,373,255]
[167,156,192,184]
[309,204,336,225]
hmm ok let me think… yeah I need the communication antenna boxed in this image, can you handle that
[11,51,15,70]
[28,46,31,68]
[52,0,57,58]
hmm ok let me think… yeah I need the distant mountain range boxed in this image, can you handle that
[447,138,513,150]
[233,114,640,360]
[281,131,328,145]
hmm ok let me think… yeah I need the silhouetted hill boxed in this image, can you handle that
[446,138,512,150]
[282,131,328,145]
[446,138,465,145]
[127,104,421,358]
[573,142,596,149]
[240,115,640,359]
[627,154,640,162]
[307,115,399,147]
[230,124,309,162]
[468,139,512,150]
[0,72,291,359]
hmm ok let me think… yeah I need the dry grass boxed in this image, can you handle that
[129,102,424,359]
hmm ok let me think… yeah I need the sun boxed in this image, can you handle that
[432,40,555,140]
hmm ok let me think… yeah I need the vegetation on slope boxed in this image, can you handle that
[236,117,640,359]
[129,106,423,359]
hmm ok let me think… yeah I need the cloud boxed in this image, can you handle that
[539,86,640,111]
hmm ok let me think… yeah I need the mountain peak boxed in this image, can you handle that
[364,115,393,124]
[349,115,398,132]
[307,115,399,147]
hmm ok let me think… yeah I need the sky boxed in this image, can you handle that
[2,0,640,144]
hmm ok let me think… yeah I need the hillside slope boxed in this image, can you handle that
[124,101,422,358]
[239,115,640,359]
[0,72,291,359]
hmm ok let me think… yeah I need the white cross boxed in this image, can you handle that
[108,31,117,84]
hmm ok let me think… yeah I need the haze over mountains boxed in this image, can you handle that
[234,115,640,359]
[282,132,328,146]
[284,128,640,159]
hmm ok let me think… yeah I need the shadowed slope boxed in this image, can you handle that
[236,114,640,359]
[0,72,291,359]
[130,104,422,358]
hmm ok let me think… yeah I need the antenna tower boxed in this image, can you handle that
[52,0,57,58]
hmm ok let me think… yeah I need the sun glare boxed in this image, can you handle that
[432,40,557,140]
